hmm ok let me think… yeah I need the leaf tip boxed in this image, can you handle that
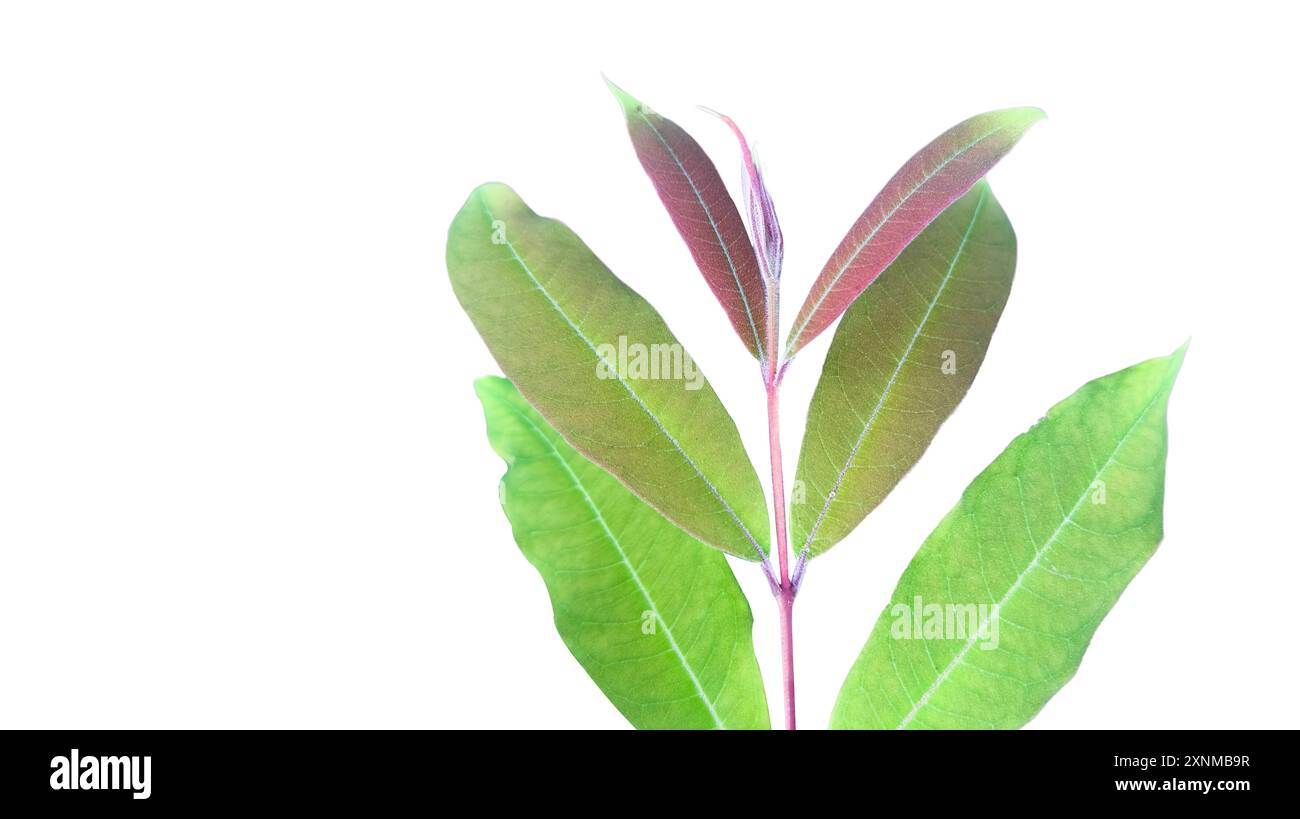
[988,106,1047,134]
[602,74,643,116]
[460,180,511,210]
[1137,340,1190,407]
[456,181,534,232]
[697,104,750,155]
[473,374,510,401]
[696,104,728,124]
[1007,106,1047,127]
[1166,339,1191,377]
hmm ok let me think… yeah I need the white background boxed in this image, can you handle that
[2,1,1296,729]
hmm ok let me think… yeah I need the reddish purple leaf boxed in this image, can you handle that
[785,107,1044,358]
[607,78,769,362]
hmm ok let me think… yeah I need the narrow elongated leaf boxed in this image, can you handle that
[786,107,1043,358]
[792,181,1015,560]
[477,377,770,729]
[831,346,1186,729]
[447,183,770,561]
[606,79,770,362]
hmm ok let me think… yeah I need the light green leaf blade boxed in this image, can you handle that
[831,346,1186,729]
[476,376,770,730]
[448,183,770,561]
[793,181,1015,559]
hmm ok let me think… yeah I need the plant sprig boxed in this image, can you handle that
[447,80,1183,730]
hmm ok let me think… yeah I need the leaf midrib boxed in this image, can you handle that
[893,378,1172,729]
[505,403,726,729]
[476,196,767,562]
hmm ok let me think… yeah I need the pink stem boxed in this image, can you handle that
[777,587,795,730]
[766,374,796,730]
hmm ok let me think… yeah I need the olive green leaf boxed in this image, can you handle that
[448,183,770,561]
[832,346,1186,729]
[476,376,770,730]
[792,181,1015,560]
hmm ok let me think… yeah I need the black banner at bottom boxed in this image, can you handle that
[0,729,1281,808]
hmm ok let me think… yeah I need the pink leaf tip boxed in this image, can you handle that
[701,107,784,283]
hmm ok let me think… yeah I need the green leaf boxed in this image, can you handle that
[831,346,1186,729]
[448,183,770,561]
[476,376,770,730]
[792,181,1016,560]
